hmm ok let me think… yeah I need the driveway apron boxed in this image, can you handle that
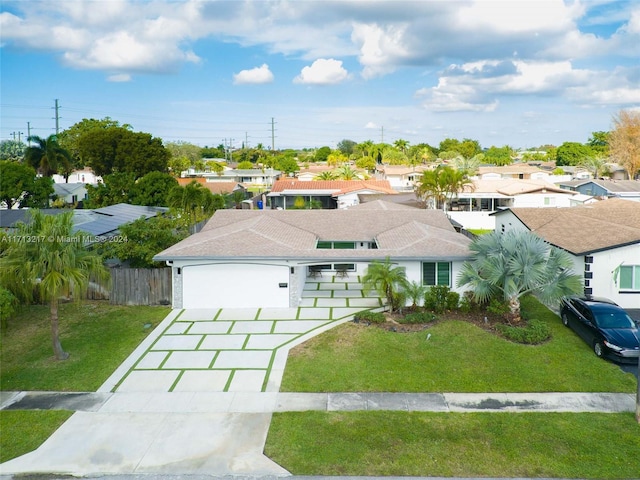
[0,276,380,477]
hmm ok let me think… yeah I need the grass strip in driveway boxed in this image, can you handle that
[265,411,640,478]
[281,318,636,393]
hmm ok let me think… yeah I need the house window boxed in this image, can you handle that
[619,265,640,291]
[422,262,451,286]
[316,241,356,249]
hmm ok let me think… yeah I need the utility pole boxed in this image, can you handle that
[17,131,24,143]
[53,99,61,136]
[245,131,249,149]
[271,117,276,152]
[27,122,31,143]
[381,126,384,144]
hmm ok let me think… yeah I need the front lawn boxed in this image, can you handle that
[281,297,636,392]
[0,301,169,463]
[1,301,169,392]
[266,411,640,478]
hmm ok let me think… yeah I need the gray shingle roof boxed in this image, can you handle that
[503,198,640,254]
[155,200,472,261]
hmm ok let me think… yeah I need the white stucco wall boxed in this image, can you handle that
[511,193,574,208]
[580,245,640,309]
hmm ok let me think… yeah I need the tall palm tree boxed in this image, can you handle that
[393,138,409,154]
[0,211,110,359]
[356,140,374,158]
[362,257,408,312]
[25,135,73,179]
[457,230,582,322]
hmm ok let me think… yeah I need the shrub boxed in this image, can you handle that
[353,311,385,324]
[487,298,510,318]
[497,319,551,345]
[424,285,451,313]
[446,291,460,311]
[391,290,407,313]
[398,311,437,324]
[0,287,18,330]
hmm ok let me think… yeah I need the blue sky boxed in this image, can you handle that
[1,0,639,151]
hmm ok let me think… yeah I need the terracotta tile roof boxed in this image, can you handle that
[270,179,397,196]
[505,199,640,254]
[176,178,242,195]
[155,200,471,261]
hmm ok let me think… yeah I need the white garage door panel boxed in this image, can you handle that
[182,263,290,308]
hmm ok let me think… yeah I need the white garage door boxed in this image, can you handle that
[182,263,290,308]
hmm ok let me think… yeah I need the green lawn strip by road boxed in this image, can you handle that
[281,298,636,393]
[0,411,72,463]
[265,411,640,478]
[1,301,169,392]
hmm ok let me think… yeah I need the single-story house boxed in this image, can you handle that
[182,168,281,190]
[52,167,102,185]
[493,199,640,309]
[52,182,88,205]
[556,179,640,202]
[154,200,473,309]
[475,164,549,180]
[448,178,578,230]
[267,179,397,209]
[375,165,429,191]
[177,178,247,196]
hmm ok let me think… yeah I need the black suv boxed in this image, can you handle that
[560,295,640,363]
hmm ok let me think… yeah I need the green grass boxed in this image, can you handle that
[1,301,169,391]
[0,411,72,463]
[0,301,169,462]
[266,411,640,478]
[281,297,636,392]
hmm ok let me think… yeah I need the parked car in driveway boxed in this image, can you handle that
[560,295,640,363]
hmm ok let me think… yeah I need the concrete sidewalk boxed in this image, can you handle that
[2,390,636,414]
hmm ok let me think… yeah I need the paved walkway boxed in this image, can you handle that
[0,276,637,477]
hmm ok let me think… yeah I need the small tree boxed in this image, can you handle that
[457,230,582,322]
[0,211,110,359]
[403,280,426,309]
[362,257,408,312]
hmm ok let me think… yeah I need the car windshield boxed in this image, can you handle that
[593,310,636,329]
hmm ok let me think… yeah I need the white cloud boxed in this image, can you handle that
[107,73,132,82]
[365,122,378,129]
[233,64,274,84]
[294,58,349,85]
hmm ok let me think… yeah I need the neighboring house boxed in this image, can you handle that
[493,199,640,309]
[296,165,342,181]
[448,179,578,230]
[154,200,473,309]
[475,164,549,180]
[52,182,88,205]
[52,168,102,184]
[1,203,167,242]
[557,179,640,202]
[177,178,247,196]
[375,165,428,191]
[267,180,397,209]
[182,168,281,190]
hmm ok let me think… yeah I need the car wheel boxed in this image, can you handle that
[594,342,604,358]
[561,313,569,327]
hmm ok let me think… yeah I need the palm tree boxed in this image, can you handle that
[457,230,582,322]
[335,165,359,180]
[0,211,110,359]
[403,280,426,309]
[356,140,374,158]
[25,135,73,179]
[314,170,338,180]
[415,165,472,210]
[579,155,607,179]
[393,139,409,154]
[362,257,408,312]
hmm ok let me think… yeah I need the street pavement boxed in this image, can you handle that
[0,276,638,478]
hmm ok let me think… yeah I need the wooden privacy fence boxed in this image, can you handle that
[106,267,172,306]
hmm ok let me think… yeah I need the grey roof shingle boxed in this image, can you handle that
[155,200,472,261]
[503,198,640,254]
